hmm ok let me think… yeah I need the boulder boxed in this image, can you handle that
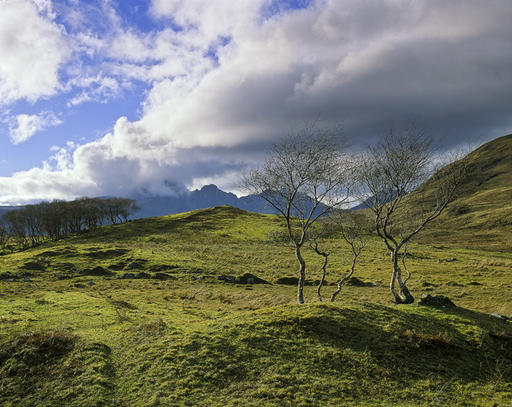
[238,273,269,284]
[346,277,376,287]
[419,294,456,307]
[218,275,237,283]
[275,276,299,285]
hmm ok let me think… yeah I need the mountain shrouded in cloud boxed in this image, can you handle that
[0,0,512,204]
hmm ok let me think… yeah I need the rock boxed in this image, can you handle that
[80,266,115,277]
[23,277,32,282]
[422,281,438,287]
[74,283,86,288]
[467,281,483,286]
[275,276,320,285]
[238,273,269,284]
[218,275,237,283]
[346,277,376,287]
[275,276,299,285]
[120,273,136,279]
[490,313,510,320]
[438,257,457,263]
[419,294,456,307]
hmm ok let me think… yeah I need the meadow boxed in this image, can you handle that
[1,206,511,406]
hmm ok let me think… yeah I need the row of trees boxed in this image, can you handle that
[242,126,467,304]
[0,197,138,249]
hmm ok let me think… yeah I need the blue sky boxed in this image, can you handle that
[1,0,511,204]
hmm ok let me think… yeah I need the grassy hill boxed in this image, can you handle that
[415,134,512,251]
[1,206,512,406]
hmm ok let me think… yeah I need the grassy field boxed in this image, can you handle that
[1,205,511,406]
[417,134,512,252]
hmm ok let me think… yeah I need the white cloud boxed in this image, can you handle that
[0,0,70,104]
[8,112,63,144]
[66,75,121,106]
[1,0,512,204]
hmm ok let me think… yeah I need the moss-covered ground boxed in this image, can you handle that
[1,206,511,406]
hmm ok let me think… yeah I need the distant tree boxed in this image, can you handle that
[1,196,139,248]
[104,198,138,224]
[242,126,352,304]
[3,209,29,249]
[0,220,10,250]
[356,128,467,304]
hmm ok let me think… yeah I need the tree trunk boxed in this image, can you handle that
[296,246,306,304]
[316,253,328,302]
[390,251,414,304]
[330,254,357,302]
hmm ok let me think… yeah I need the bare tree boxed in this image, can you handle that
[309,231,330,302]
[356,129,467,304]
[242,126,352,304]
[329,213,367,302]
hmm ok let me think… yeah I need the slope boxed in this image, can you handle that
[414,134,512,251]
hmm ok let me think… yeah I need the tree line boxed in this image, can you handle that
[242,125,468,305]
[0,197,138,249]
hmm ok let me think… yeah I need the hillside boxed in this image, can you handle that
[412,134,512,251]
[1,206,511,406]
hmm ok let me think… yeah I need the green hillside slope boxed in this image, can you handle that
[415,134,512,251]
[1,206,511,406]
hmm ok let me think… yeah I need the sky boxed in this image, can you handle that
[0,0,511,204]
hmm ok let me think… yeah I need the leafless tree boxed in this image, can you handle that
[329,213,367,302]
[309,233,330,302]
[356,128,467,304]
[242,126,352,304]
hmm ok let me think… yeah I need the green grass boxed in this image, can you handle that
[1,205,511,406]
[416,134,512,251]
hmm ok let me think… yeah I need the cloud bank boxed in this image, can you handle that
[0,0,512,204]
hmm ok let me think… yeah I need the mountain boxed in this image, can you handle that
[0,184,328,223]
[413,134,512,251]
[132,184,329,219]
[132,184,273,219]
